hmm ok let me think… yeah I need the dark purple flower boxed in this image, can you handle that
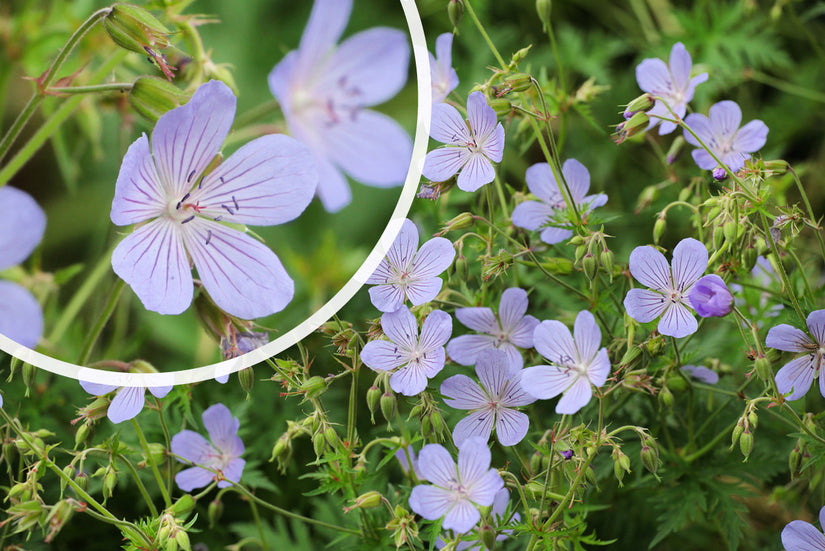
[422,92,504,192]
[683,100,768,173]
[447,288,538,370]
[431,33,459,103]
[366,218,455,312]
[408,437,503,534]
[0,186,45,349]
[688,274,733,317]
[360,307,452,396]
[110,80,317,319]
[680,365,719,384]
[440,349,536,446]
[521,310,611,414]
[171,403,245,491]
[80,382,172,424]
[766,310,825,401]
[782,506,825,551]
[635,42,708,135]
[268,0,411,212]
[512,159,607,245]
[624,238,708,338]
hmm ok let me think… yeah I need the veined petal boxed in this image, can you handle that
[498,288,529,332]
[361,340,408,372]
[419,347,446,378]
[475,349,511,396]
[781,520,825,551]
[175,467,215,492]
[540,226,573,245]
[467,467,503,508]
[458,437,492,487]
[709,101,742,140]
[390,364,428,396]
[326,27,409,106]
[148,386,173,399]
[382,306,419,351]
[296,0,351,73]
[682,113,714,147]
[636,58,671,95]
[483,123,505,163]
[455,307,498,333]
[203,403,242,456]
[365,258,393,284]
[561,159,590,203]
[512,200,553,232]
[808,310,825,345]
[452,410,495,447]
[556,376,592,414]
[441,374,489,410]
[624,288,668,323]
[691,149,717,171]
[412,236,455,278]
[573,310,601,365]
[668,42,692,91]
[152,80,236,199]
[587,348,611,387]
[498,342,525,372]
[368,283,405,313]
[314,156,351,213]
[409,485,452,520]
[171,429,215,465]
[419,310,452,350]
[404,277,442,307]
[521,365,574,400]
[775,355,816,401]
[79,380,118,396]
[509,315,539,349]
[182,219,293,319]
[456,154,495,192]
[417,443,457,486]
[629,245,672,292]
[671,238,708,291]
[111,217,193,316]
[195,134,317,226]
[524,163,562,204]
[444,500,481,534]
[500,370,537,407]
[733,119,768,154]
[467,92,497,142]
[658,302,698,338]
[430,102,472,145]
[533,320,577,367]
[387,218,419,272]
[218,457,245,487]
[110,134,166,226]
[0,187,46,270]
[107,386,146,424]
[447,334,496,365]
[422,147,470,182]
[0,281,43,349]
[494,408,529,446]
[324,109,411,187]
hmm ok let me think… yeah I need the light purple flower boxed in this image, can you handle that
[680,365,719,384]
[366,218,455,312]
[441,349,535,446]
[268,0,411,212]
[766,310,825,401]
[0,186,45,349]
[422,91,505,192]
[511,159,607,245]
[521,310,610,414]
[171,403,245,492]
[79,381,172,424]
[683,100,768,172]
[110,80,317,320]
[688,274,733,318]
[395,445,423,479]
[782,506,825,551]
[361,307,452,396]
[624,238,709,338]
[435,488,518,550]
[431,33,459,103]
[408,437,503,534]
[447,288,538,370]
[635,42,708,135]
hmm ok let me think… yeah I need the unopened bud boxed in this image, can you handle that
[141,442,166,467]
[613,112,649,144]
[74,422,91,448]
[619,346,642,368]
[103,467,117,499]
[536,0,552,31]
[22,363,36,396]
[640,444,658,474]
[479,522,497,550]
[381,391,397,423]
[723,220,738,245]
[742,246,757,272]
[208,498,223,528]
[644,335,664,357]
[636,185,659,211]
[488,98,512,117]
[763,159,789,174]
[754,356,772,382]
[612,448,631,486]
[448,0,464,28]
[712,225,724,250]
[103,3,171,55]
[171,494,196,518]
[789,447,801,473]
[623,93,654,119]
[345,490,383,512]
[599,249,614,278]
[574,244,587,263]
[503,72,532,93]
[739,429,753,459]
[238,367,255,397]
[313,431,327,457]
[366,385,381,422]
[300,376,328,400]
[582,253,597,280]
[659,386,674,409]
[175,530,190,551]
[731,419,744,448]
[712,167,728,181]
[130,77,189,122]
[653,216,666,244]
[443,212,474,232]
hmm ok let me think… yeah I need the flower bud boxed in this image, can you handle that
[171,494,196,518]
[723,220,738,246]
[599,249,614,279]
[380,392,397,423]
[366,385,381,422]
[479,522,498,551]
[22,362,36,397]
[488,98,512,117]
[742,246,757,272]
[448,0,464,28]
[300,376,328,400]
[569,235,585,246]
[653,216,666,244]
[658,386,674,409]
[141,442,166,468]
[313,431,327,457]
[639,436,659,474]
[175,530,190,551]
[345,490,383,512]
[536,0,552,30]
[103,4,171,54]
[581,253,597,281]
[238,367,255,397]
[129,77,189,122]
[747,411,758,429]
[730,419,744,448]
[269,434,289,463]
[712,167,727,181]
[763,159,789,174]
[678,186,692,203]
[687,275,732,318]
[503,72,533,93]
[208,498,224,528]
[75,472,88,491]
[739,429,753,459]
[443,212,474,232]
[712,225,724,250]
[636,185,659,212]
[613,112,649,144]
[612,448,631,486]
[619,346,642,369]
[74,421,91,448]
[623,93,654,119]
[103,467,117,499]
[644,335,664,357]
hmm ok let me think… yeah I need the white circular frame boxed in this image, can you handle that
[0,0,432,388]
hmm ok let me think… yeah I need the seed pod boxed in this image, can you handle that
[313,431,327,457]
[653,217,667,244]
[208,498,224,528]
[582,253,597,281]
[175,530,191,551]
[448,0,464,27]
[754,356,772,382]
[380,391,397,423]
[712,225,724,250]
[659,386,674,409]
[443,212,474,232]
[731,419,744,448]
[171,494,196,518]
[130,76,189,122]
[747,411,758,429]
[479,522,497,551]
[739,429,754,458]
[75,422,91,448]
[103,467,117,499]
[366,385,381,421]
[536,0,552,30]
[300,376,328,400]
[600,249,615,279]
[238,367,255,396]
[103,3,171,55]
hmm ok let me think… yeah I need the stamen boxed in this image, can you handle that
[187,170,196,183]
[205,230,212,246]
[214,215,223,222]
[221,204,235,215]
[181,215,195,224]
[232,195,239,211]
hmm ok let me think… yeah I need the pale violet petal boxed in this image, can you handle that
[0,187,46,270]
[508,315,539,349]
[781,520,825,551]
[521,365,574,400]
[79,380,118,396]
[540,227,574,245]
[500,370,537,407]
[556,376,592,414]
[203,403,242,455]
[0,281,43,349]
[587,348,611,387]
[808,310,825,344]
[629,245,672,292]
[498,288,529,333]
[182,218,293,319]
[441,374,489,410]
[368,283,405,313]
[467,467,503,507]
[483,123,505,163]
[171,429,215,464]
[390,364,429,396]
[175,467,215,492]
[409,485,452,520]
[457,437,492,487]
[387,219,419,272]
[444,500,481,534]
[475,349,511,396]
[691,149,717,170]
[636,58,671,95]
[296,0,351,72]
[314,156,351,213]
[111,218,193,315]
[524,162,562,204]
[447,334,496,365]
[494,408,529,446]
[412,236,455,278]
[658,302,698,338]
[668,42,692,92]
[148,386,173,399]
[361,340,407,372]
[533,320,577,367]
[512,200,553,232]
[417,443,457,486]
[382,306,419,351]
[455,307,498,333]
[573,310,601,365]
[560,159,590,203]
[671,238,708,291]
[709,100,742,140]
[452,410,495,447]
[107,386,146,424]
[624,288,669,324]
[422,147,470,182]
[683,113,714,147]
[109,135,165,226]
[733,119,768,154]
[419,310,452,350]
[431,102,472,145]
[405,278,442,307]
[466,91,497,143]
[776,355,816,401]
[218,457,245,487]
[456,154,495,192]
